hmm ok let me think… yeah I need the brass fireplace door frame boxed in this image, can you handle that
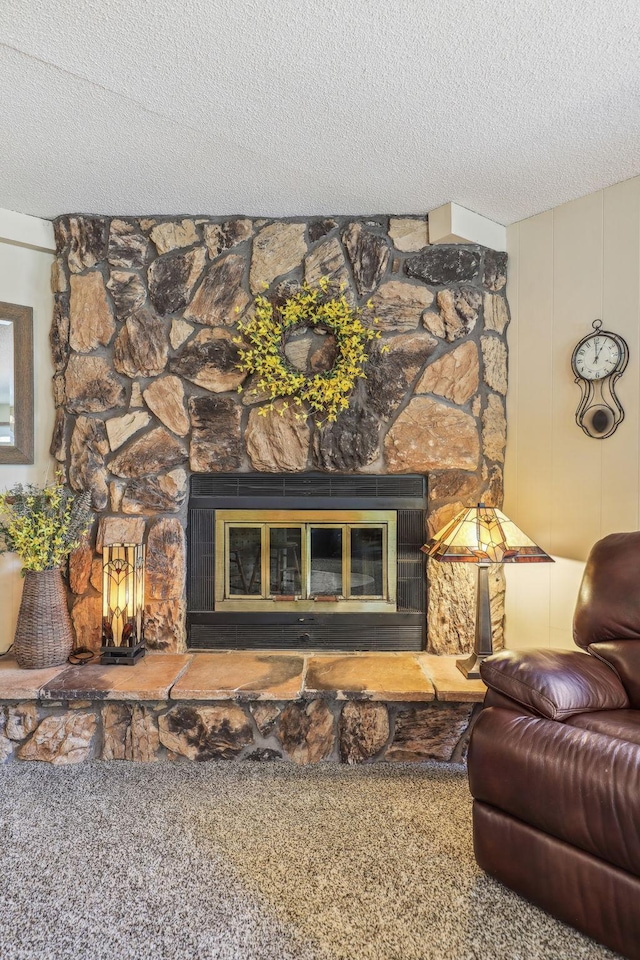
[215,509,397,613]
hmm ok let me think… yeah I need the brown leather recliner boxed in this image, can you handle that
[468,532,640,960]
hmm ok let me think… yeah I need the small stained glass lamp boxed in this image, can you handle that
[101,543,146,666]
[423,505,553,679]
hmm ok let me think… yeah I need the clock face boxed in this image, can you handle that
[573,334,622,380]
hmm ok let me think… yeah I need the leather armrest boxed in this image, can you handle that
[479,649,629,720]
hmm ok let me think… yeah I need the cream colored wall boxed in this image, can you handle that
[0,210,55,652]
[504,176,640,650]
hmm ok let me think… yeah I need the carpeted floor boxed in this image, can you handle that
[0,761,620,960]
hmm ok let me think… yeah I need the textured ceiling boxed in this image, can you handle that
[1,0,639,224]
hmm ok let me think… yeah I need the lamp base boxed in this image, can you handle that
[457,563,493,680]
[456,651,485,680]
[100,642,146,666]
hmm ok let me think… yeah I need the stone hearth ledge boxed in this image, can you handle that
[171,652,305,700]
[39,654,192,701]
[0,654,485,765]
[0,652,484,702]
[0,663,73,700]
[303,653,435,701]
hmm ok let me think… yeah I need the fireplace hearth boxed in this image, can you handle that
[187,474,427,651]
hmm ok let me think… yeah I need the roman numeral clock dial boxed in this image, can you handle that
[571,320,629,438]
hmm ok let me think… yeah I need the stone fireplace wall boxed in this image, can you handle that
[50,214,509,655]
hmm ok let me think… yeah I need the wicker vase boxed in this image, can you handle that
[14,568,74,669]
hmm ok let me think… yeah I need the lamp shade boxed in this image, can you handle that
[423,505,553,564]
[101,543,146,665]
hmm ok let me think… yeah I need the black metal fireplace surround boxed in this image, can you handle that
[187,473,427,651]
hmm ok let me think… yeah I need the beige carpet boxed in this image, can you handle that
[0,761,620,960]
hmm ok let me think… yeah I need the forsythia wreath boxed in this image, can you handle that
[234,276,386,424]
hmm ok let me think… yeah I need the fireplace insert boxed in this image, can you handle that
[187,473,427,651]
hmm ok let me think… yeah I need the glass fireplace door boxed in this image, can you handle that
[269,526,303,597]
[349,525,385,597]
[309,526,344,597]
[216,510,396,613]
[227,526,262,596]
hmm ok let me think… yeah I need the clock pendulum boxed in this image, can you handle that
[571,320,629,439]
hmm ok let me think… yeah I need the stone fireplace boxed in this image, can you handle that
[50,213,509,656]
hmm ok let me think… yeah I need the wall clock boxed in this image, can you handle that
[571,320,629,439]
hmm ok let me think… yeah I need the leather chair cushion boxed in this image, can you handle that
[480,649,629,720]
[574,531,640,649]
[483,688,537,715]
[468,706,640,877]
[567,708,640,747]
[588,639,640,708]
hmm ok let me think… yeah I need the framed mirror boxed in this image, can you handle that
[0,302,34,464]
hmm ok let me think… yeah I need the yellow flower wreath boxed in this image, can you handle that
[234,277,385,425]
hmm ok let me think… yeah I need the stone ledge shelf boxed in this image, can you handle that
[0,653,485,766]
[0,652,485,702]
[40,654,192,701]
